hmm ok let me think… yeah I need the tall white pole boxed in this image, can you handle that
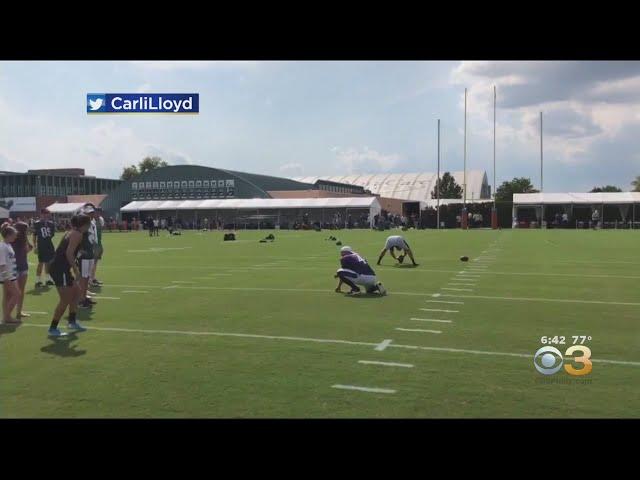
[493,86,496,210]
[437,119,441,230]
[540,111,544,228]
[464,88,467,207]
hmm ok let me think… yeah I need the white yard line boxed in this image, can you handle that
[442,288,474,292]
[410,318,452,323]
[395,328,442,334]
[358,360,414,368]
[91,296,120,300]
[332,385,396,394]
[425,300,464,305]
[19,323,640,366]
[23,311,48,315]
[447,283,476,287]
[420,308,459,313]
[101,284,640,307]
[374,339,393,351]
[171,281,195,284]
[122,290,149,294]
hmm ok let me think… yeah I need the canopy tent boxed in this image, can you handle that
[512,192,640,228]
[0,206,9,219]
[513,192,640,205]
[120,197,382,228]
[422,198,494,209]
[45,202,88,215]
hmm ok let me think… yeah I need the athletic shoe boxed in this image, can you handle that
[45,280,55,286]
[68,322,87,332]
[91,279,103,286]
[35,281,44,288]
[346,287,361,295]
[377,282,387,296]
[86,298,97,305]
[78,301,92,309]
[48,328,68,337]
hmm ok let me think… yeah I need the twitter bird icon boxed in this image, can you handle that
[87,94,106,113]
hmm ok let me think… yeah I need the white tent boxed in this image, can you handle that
[45,202,88,215]
[513,192,640,205]
[512,192,640,228]
[0,206,9,219]
[120,197,382,227]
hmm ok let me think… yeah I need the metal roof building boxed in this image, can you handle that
[293,171,490,203]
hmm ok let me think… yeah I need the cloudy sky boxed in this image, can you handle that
[0,61,639,192]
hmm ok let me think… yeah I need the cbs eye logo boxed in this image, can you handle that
[534,346,592,376]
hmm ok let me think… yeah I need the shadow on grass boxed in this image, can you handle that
[26,286,53,296]
[40,332,86,357]
[0,323,19,338]
[393,263,419,269]
[76,307,95,322]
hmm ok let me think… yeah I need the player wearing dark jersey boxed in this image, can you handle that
[47,214,91,337]
[334,246,387,295]
[77,205,97,309]
[33,209,56,288]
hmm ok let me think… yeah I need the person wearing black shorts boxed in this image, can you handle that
[47,214,91,337]
[33,209,56,288]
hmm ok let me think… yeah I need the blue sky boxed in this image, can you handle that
[1,61,639,192]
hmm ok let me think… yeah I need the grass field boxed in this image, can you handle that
[1,228,639,418]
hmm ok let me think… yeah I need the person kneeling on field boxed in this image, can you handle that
[334,246,386,296]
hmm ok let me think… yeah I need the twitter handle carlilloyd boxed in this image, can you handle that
[87,93,199,114]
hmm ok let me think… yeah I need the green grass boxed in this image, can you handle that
[1,228,639,417]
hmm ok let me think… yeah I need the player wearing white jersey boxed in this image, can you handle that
[377,235,418,266]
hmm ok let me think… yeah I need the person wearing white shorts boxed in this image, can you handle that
[377,235,418,266]
[334,246,386,295]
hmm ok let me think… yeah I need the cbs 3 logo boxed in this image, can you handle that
[534,345,592,376]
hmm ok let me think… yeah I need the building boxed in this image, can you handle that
[0,168,122,216]
[293,171,491,203]
[101,165,369,216]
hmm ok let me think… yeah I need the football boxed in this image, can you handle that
[460,256,469,262]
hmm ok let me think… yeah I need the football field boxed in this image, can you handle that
[1,228,639,417]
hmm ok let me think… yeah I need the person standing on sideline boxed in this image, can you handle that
[11,217,33,319]
[33,209,56,288]
[0,224,20,324]
[90,208,104,288]
[47,214,90,337]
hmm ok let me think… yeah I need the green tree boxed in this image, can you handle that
[590,185,622,192]
[120,165,139,180]
[431,172,463,199]
[138,156,168,174]
[495,177,539,202]
[632,176,640,192]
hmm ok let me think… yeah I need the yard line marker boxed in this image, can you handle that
[92,296,120,300]
[420,308,458,313]
[395,328,442,334]
[104,284,640,307]
[122,290,149,294]
[332,385,396,394]
[425,300,464,305]
[374,339,393,351]
[171,281,195,284]
[358,360,414,368]
[20,323,640,367]
[447,282,476,286]
[442,288,473,292]
[23,311,48,315]
[410,318,452,323]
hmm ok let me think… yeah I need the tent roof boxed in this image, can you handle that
[45,202,88,214]
[514,192,640,205]
[0,206,9,218]
[120,197,381,212]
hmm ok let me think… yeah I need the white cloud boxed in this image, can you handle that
[279,162,303,174]
[331,146,401,174]
[129,61,258,71]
